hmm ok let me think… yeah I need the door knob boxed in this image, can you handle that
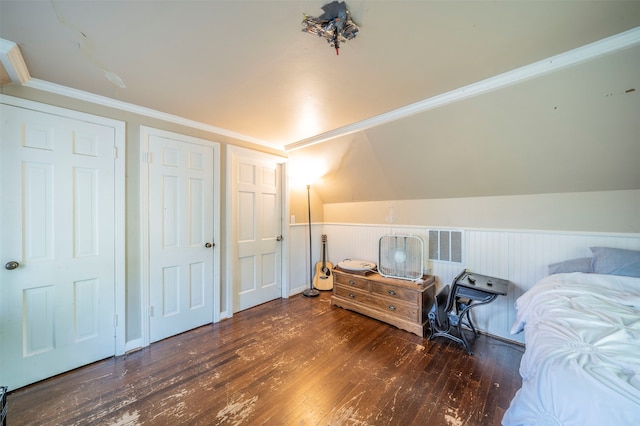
[5,261,19,270]
[205,242,213,248]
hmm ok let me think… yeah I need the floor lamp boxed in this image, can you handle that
[302,184,319,297]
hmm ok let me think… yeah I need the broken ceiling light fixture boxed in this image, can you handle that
[302,1,359,55]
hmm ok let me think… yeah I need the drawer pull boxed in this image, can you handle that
[348,280,355,285]
[388,305,396,311]
[349,293,356,299]
[387,290,397,296]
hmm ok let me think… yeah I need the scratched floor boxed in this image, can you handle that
[7,291,523,426]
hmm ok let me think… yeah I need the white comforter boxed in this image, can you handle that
[502,273,640,425]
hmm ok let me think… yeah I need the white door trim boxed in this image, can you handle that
[139,126,221,347]
[224,146,288,319]
[0,94,127,356]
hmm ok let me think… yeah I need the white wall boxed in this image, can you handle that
[322,190,640,233]
[288,222,640,344]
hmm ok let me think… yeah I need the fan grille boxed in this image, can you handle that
[378,234,423,281]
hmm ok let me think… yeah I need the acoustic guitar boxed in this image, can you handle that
[313,234,334,290]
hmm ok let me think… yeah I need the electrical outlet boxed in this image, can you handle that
[385,204,396,223]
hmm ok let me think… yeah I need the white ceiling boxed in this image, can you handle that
[2,1,639,205]
[2,0,639,149]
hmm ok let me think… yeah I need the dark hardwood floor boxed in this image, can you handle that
[7,291,524,425]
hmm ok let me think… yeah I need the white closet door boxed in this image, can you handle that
[229,148,283,312]
[148,133,215,343]
[0,104,117,390]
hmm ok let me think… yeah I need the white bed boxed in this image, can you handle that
[502,248,640,425]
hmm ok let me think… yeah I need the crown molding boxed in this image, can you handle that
[10,25,639,154]
[285,26,640,152]
[23,78,284,151]
[0,38,31,85]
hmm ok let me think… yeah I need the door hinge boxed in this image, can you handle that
[149,305,154,317]
[143,152,152,164]
[113,314,118,327]
[114,147,118,159]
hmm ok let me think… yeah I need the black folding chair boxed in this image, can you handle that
[427,284,476,354]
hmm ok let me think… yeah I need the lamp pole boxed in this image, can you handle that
[302,184,319,297]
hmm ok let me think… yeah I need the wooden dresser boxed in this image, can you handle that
[331,269,436,337]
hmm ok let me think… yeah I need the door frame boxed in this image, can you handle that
[139,126,221,348]
[224,145,289,319]
[0,94,127,356]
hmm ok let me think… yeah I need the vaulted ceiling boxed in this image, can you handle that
[1,1,639,203]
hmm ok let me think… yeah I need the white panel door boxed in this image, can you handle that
[0,104,116,390]
[148,134,215,343]
[230,149,283,312]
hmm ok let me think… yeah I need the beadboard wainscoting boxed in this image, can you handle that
[288,223,640,344]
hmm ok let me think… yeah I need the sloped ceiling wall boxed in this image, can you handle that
[1,1,637,211]
[290,45,640,204]
[3,1,639,146]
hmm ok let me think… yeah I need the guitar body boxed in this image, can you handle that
[313,260,334,290]
[313,234,334,290]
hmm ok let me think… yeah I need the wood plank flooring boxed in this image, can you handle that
[7,291,524,425]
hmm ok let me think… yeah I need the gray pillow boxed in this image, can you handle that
[590,247,640,278]
[548,257,593,275]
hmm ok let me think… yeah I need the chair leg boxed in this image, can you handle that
[464,310,477,337]
[457,299,478,338]
[453,314,473,355]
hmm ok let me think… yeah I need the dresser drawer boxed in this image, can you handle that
[331,269,435,337]
[334,284,373,304]
[334,273,370,292]
[334,284,419,322]
[367,295,419,322]
[371,282,420,306]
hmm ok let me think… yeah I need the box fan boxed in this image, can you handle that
[378,234,424,281]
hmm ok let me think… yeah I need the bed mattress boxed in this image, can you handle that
[503,272,640,425]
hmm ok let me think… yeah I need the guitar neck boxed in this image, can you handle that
[321,241,327,267]
[321,234,328,267]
